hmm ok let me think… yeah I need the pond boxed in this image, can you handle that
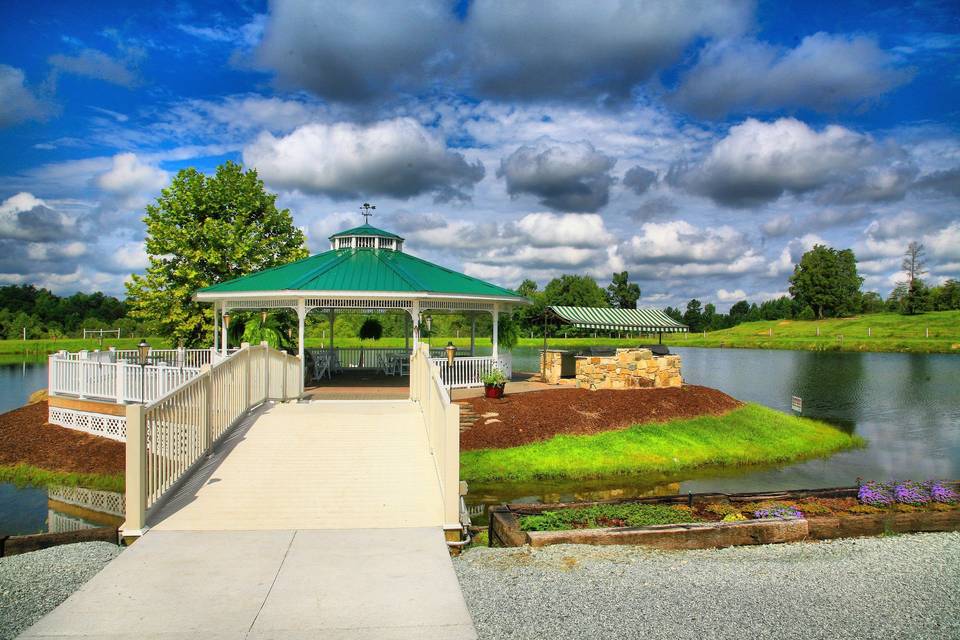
[466,346,960,522]
[0,360,48,415]
[0,483,123,537]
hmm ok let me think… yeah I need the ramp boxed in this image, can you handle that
[20,528,476,639]
[151,400,444,530]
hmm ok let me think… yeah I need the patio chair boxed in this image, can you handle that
[313,353,330,381]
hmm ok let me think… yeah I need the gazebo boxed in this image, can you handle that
[193,222,528,389]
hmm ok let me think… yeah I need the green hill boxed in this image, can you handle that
[664,311,960,353]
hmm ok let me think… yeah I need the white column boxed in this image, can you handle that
[492,303,500,360]
[213,302,219,352]
[221,307,228,356]
[469,314,476,356]
[297,299,306,383]
[404,310,410,352]
[328,309,336,352]
[410,300,421,351]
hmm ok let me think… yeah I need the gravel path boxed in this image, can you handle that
[454,532,960,640]
[0,542,120,640]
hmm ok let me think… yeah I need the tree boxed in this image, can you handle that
[663,306,683,323]
[860,291,885,314]
[359,318,383,341]
[702,303,717,331]
[606,271,641,309]
[683,299,703,332]
[929,279,960,310]
[126,162,307,346]
[899,241,929,315]
[542,275,610,308]
[788,244,863,319]
[728,300,750,324]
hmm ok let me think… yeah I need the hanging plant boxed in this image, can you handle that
[359,318,383,341]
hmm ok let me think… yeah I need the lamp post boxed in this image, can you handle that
[138,339,150,404]
[445,341,456,391]
[223,312,231,354]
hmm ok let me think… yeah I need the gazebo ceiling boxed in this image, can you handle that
[195,237,526,302]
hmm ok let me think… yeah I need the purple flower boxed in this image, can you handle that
[754,506,803,520]
[858,481,894,506]
[926,481,958,504]
[893,481,929,505]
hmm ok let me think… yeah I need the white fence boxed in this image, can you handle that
[409,344,460,528]
[48,348,231,404]
[429,353,512,389]
[314,346,473,370]
[124,343,301,534]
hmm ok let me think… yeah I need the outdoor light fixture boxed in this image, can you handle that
[425,316,432,332]
[445,341,456,366]
[137,339,151,366]
[137,339,150,404]
[261,310,267,324]
[223,312,231,329]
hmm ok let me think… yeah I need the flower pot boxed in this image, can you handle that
[484,383,505,399]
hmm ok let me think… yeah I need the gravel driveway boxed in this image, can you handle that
[0,542,120,640]
[454,532,960,640]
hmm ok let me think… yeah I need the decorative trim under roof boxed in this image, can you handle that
[328,224,403,240]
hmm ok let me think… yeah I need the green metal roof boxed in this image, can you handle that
[198,247,525,299]
[549,306,688,332]
[328,224,403,240]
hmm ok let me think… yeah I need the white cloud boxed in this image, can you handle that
[680,118,913,207]
[767,234,825,277]
[49,48,143,88]
[95,153,168,196]
[514,213,613,248]
[0,192,76,241]
[497,140,615,212]
[716,288,747,302]
[675,33,911,117]
[243,118,484,201]
[0,65,53,127]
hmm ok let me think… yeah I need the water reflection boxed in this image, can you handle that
[467,347,960,522]
[0,483,123,536]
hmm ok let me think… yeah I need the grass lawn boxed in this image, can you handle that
[0,463,124,493]
[460,403,864,483]
[662,311,960,354]
[0,336,172,358]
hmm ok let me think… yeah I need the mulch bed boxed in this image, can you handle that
[0,401,124,476]
[459,385,742,450]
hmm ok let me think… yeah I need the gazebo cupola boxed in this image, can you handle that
[329,224,404,252]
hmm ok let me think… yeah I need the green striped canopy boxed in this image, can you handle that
[549,306,688,332]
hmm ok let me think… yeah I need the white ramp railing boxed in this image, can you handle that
[123,342,301,535]
[409,344,461,530]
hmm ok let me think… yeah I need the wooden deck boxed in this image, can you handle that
[149,400,444,530]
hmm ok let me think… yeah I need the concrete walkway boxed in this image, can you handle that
[20,400,476,639]
[21,528,476,639]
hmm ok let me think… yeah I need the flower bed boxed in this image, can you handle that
[489,482,960,549]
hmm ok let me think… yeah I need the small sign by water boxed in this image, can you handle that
[791,395,802,413]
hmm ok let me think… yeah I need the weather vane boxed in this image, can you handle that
[360,202,376,223]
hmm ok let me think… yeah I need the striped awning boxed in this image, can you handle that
[548,306,688,332]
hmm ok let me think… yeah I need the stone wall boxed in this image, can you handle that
[576,348,682,390]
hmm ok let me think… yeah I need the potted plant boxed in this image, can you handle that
[481,367,508,399]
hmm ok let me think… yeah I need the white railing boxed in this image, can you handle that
[54,347,217,367]
[49,353,204,404]
[123,342,301,535]
[409,344,460,529]
[428,352,512,388]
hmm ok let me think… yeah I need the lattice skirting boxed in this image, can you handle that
[49,406,126,441]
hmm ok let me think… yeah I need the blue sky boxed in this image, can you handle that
[1,0,958,309]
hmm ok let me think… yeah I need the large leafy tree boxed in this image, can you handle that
[788,244,863,319]
[606,271,641,309]
[542,275,610,308]
[683,299,703,332]
[126,162,307,346]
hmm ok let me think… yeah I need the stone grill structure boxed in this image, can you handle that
[575,348,682,390]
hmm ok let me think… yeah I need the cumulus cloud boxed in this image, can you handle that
[497,140,615,212]
[674,33,911,117]
[0,192,76,242]
[716,288,747,302]
[244,118,484,201]
[48,48,143,88]
[95,153,168,197]
[622,165,657,195]
[514,213,614,248]
[679,118,914,208]
[254,0,454,101]
[629,197,677,222]
[914,167,960,196]
[767,234,825,277]
[0,65,52,127]
[761,214,794,237]
[466,0,751,100]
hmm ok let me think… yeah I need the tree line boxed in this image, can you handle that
[0,285,138,340]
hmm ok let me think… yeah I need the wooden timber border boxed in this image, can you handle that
[489,483,960,549]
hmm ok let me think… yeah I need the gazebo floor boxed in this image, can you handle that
[304,369,411,400]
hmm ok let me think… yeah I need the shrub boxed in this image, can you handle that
[794,499,833,516]
[518,503,700,531]
[858,479,957,506]
[893,481,930,505]
[480,367,508,386]
[704,502,741,517]
[858,481,895,506]
[927,481,958,504]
